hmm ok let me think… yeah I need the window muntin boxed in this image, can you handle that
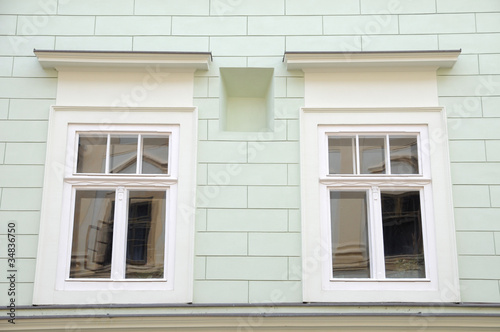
[328,134,420,176]
[76,133,170,175]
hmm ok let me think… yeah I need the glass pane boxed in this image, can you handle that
[110,135,138,174]
[70,190,115,278]
[328,137,355,174]
[359,136,386,174]
[381,191,425,278]
[390,136,419,174]
[330,191,370,278]
[142,136,169,174]
[77,134,107,173]
[125,191,166,279]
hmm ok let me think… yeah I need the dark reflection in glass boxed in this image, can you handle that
[359,136,386,174]
[330,191,370,278]
[142,136,169,174]
[390,136,419,174]
[125,191,166,279]
[70,190,115,278]
[328,137,355,174]
[110,135,138,174]
[381,191,425,278]
[77,134,107,173]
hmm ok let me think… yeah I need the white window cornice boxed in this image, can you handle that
[34,49,212,71]
[283,50,461,71]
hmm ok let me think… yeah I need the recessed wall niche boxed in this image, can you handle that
[220,68,274,132]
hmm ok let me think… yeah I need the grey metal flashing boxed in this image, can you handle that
[283,50,461,70]
[21,302,500,310]
[34,49,213,60]
[14,312,500,320]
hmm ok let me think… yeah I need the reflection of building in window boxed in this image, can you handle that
[125,191,166,279]
[70,190,115,279]
[78,134,169,175]
[127,199,152,266]
[328,135,419,176]
[330,191,370,279]
[382,191,424,279]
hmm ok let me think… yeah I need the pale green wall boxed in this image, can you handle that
[0,0,499,305]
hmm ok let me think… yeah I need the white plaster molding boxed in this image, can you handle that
[284,50,461,71]
[34,50,212,71]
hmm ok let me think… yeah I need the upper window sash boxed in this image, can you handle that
[319,125,431,180]
[66,124,179,179]
[75,132,171,176]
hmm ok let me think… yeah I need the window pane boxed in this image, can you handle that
[110,135,138,174]
[328,137,355,174]
[142,136,169,174]
[390,136,419,174]
[381,191,425,278]
[70,190,115,278]
[330,191,370,278]
[126,191,166,279]
[77,134,107,173]
[359,136,386,174]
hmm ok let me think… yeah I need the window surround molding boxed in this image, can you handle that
[292,51,461,303]
[34,106,197,304]
[34,51,205,305]
[300,107,459,302]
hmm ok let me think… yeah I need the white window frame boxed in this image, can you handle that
[318,125,437,290]
[34,107,197,304]
[57,124,178,291]
[300,107,460,303]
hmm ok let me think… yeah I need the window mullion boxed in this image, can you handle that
[111,186,127,280]
[355,135,360,175]
[105,134,111,174]
[370,186,386,279]
[137,134,143,174]
[385,134,391,175]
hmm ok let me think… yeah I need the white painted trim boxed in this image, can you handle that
[34,50,212,71]
[284,50,460,71]
[33,107,197,304]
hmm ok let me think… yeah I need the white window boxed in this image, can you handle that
[319,125,435,286]
[300,108,460,303]
[34,107,197,305]
[288,50,461,303]
[59,125,178,290]
[33,50,208,305]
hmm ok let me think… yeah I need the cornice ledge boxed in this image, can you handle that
[52,105,196,112]
[302,107,444,113]
[284,50,461,71]
[34,49,212,71]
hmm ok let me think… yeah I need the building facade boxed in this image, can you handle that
[1,0,500,330]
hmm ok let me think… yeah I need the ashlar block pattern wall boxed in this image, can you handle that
[0,0,499,304]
